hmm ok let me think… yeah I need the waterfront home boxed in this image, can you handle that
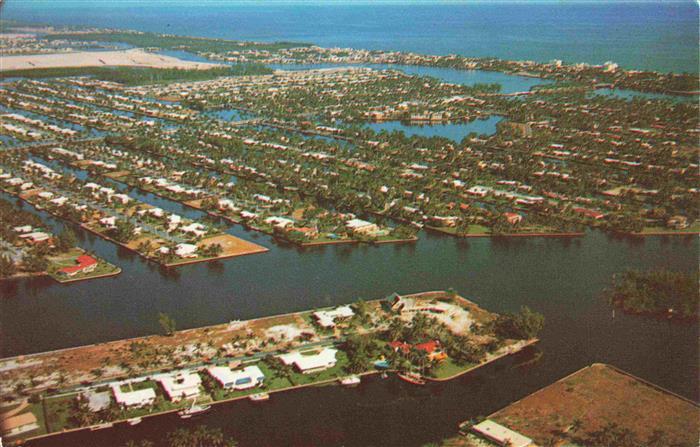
[388,340,448,362]
[345,218,379,235]
[667,215,689,230]
[19,231,51,244]
[0,411,39,437]
[313,305,355,329]
[503,212,523,225]
[175,243,198,258]
[279,348,338,374]
[13,225,32,233]
[59,254,98,277]
[158,372,202,402]
[207,365,265,390]
[264,216,295,229]
[471,419,534,447]
[111,383,157,408]
[99,216,117,229]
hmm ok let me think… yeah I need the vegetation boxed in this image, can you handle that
[46,30,309,54]
[122,425,237,447]
[604,269,699,319]
[495,306,545,340]
[0,65,273,85]
[158,312,177,336]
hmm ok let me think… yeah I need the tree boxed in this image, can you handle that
[343,334,373,374]
[0,254,17,278]
[158,312,177,336]
[495,306,545,340]
[124,441,154,447]
[56,227,78,252]
[22,251,48,273]
[166,425,237,447]
[70,396,97,427]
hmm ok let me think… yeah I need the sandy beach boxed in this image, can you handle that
[0,48,222,71]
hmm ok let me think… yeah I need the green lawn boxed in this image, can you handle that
[43,393,79,432]
[46,248,120,282]
[431,358,477,380]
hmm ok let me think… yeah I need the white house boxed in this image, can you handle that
[111,383,156,408]
[158,372,202,402]
[175,243,198,258]
[264,216,295,229]
[313,306,355,328]
[345,219,379,235]
[471,420,534,447]
[279,348,338,374]
[207,365,265,390]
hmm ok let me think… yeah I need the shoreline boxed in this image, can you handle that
[1,186,268,269]
[13,338,536,446]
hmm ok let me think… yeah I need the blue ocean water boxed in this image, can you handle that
[2,1,698,73]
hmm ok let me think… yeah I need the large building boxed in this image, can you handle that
[313,305,355,328]
[207,365,265,390]
[158,371,202,402]
[278,348,338,374]
[112,383,157,408]
[471,420,534,447]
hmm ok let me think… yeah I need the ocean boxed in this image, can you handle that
[2,1,698,73]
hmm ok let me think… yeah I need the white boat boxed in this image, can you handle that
[249,392,270,402]
[340,375,361,386]
[178,399,211,419]
[126,417,142,426]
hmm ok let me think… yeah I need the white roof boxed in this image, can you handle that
[346,218,374,229]
[472,420,533,447]
[207,365,265,388]
[112,384,156,407]
[279,348,338,371]
[313,306,355,328]
[175,243,198,257]
[158,372,201,399]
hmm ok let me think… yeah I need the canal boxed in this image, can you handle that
[1,189,697,445]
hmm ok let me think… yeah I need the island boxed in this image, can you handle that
[0,290,542,444]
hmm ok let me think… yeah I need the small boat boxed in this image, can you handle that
[90,422,113,431]
[249,392,270,402]
[178,399,211,419]
[339,375,361,387]
[398,372,426,386]
[126,417,142,426]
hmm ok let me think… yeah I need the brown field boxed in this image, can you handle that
[490,363,699,446]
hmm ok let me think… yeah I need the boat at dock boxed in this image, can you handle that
[178,399,211,419]
[126,417,142,426]
[339,375,361,386]
[398,372,426,386]
[249,392,270,402]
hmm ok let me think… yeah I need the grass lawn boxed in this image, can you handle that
[43,393,79,432]
[46,248,120,282]
[431,358,477,380]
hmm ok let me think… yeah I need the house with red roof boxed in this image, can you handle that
[389,340,448,362]
[59,254,98,277]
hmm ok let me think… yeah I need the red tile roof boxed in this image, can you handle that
[60,254,97,275]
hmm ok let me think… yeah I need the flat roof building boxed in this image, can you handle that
[279,348,338,374]
[472,420,534,447]
[207,365,265,390]
[158,371,202,402]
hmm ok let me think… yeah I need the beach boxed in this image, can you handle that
[0,48,222,71]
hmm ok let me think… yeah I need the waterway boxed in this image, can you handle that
[365,116,502,141]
